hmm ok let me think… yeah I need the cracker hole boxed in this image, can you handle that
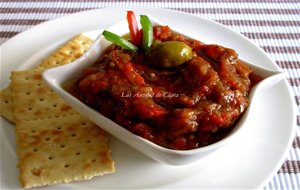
[76,152,80,156]
[64,164,69,168]
[91,159,96,163]
[53,104,57,108]
[25,77,29,80]
[26,92,31,95]
[60,145,65,148]
[57,127,62,130]
[48,156,53,160]
[39,98,44,101]
[86,140,91,143]
[4,100,9,104]
[45,138,51,141]
[37,83,42,86]
[33,148,38,152]
[31,130,36,133]
[28,107,33,111]
[82,122,87,126]
[71,134,77,137]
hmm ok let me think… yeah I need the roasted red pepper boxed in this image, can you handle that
[127,11,142,47]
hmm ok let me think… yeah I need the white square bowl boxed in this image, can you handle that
[43,15,284,165]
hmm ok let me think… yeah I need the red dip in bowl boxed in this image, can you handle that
[70,25,255,150]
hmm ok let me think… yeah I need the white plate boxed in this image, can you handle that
[0,8,296,189]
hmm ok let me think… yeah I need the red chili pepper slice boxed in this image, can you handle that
[127,11,142,47]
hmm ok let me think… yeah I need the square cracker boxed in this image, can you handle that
[11,69,78,122]
[37,34,93,69]
[6,34,115,188]
[11,69,115,188]
[16,115,114,188]
[0,34,93,123]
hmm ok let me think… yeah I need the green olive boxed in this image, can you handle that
[146,41,193,68]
